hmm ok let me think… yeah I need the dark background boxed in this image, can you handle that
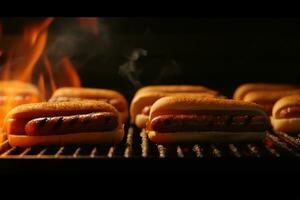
[1,17,300,99]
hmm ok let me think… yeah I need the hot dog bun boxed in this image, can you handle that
[4,100,124,146]
[0,81,41,127]
[147,96,269,144]
[271,95,300,133]
[49,87,128,122]
[150,96,267,119]
[242,90,300,114]
[131,91,222,128]
[136,85,219,95]
[5,100,118,120]
[0,133,7,143]
[233,83,298,100]
[8,128,124,147]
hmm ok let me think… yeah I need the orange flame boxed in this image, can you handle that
[19,18,54,82]
[43,55,57,93]
[1,52,12,80]
[59,57,81,88]
[37,73,46,100]
[0,17,84,132]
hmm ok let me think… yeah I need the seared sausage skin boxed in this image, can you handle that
[150,114,270,132]
[25,112,118,136]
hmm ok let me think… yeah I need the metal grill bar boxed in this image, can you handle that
[124,127,134,158]
[54,147,65,157]
[73,147,81,157]
[275,131,300,149]
[107,147,115,158]
[90,147,98,158]
[228,144,241,157]
[247,144,260,157]
[177,146,184,158]
[1,147,17,157]
[157,145,166,158]
[211,145,222,157]
[192,145,203,158]
[266,133,300,157]
[0,140,10,154]
[0,128,299,158]
[264,145,280,157]
[37,148,47,157]
[19,148,31,157]
[140,130,148,157]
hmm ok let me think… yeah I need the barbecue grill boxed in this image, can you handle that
[0,124,299,174]
[1,18,300,174]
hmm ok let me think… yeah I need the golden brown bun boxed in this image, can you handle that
[8,128,124,147]
[148,131,265,144]
[272,95,300,118]
[0,133,7,143]
[5,100,118,120]
[131,91,224,127]
[233,83,298,100]
[271,117,300,134]
[150,96,267,120]
[49,87,128,122]
[0,81,39,91]
[136,85,219,95]
[4,100,121,136]
[130,91,222,124]
[243,90,300,104]
[135,114,149,129]
[0,81,42,127]
[0,81,41,102]
[271,95,300,133]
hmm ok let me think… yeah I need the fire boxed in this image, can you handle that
[59,57,81,88]
[37,73,46,100]
[43,55,58,94]
[0,17,84,131]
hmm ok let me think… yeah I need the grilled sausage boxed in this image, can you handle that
[25,112,118,136]
[149,114,269,132]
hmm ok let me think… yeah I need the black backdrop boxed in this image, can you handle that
[1,17,300,99]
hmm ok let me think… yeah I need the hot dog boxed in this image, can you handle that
[147,96,270,144]
[135,85,219,96]
[49,87,128,122]
[0,81,41,129]
[130,91,223,128]
[4,100,124,147]
[233,83,298,100]
[271,95,300,134]
[233,83,300,115]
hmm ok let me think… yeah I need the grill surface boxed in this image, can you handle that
[0,126,299,159]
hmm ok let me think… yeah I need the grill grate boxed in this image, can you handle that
[0,126,299,159]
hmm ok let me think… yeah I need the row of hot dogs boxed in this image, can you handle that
[0,81,300,147]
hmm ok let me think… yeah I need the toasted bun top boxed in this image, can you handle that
[0,81,37,89]
[130,91,220,120]
[50,87,127,105]
[0,81,40,96]
[233,83,298,100]
[135,85,218,95]
[272,95,300,117]
[5,100,118,120]
[150,96,267,120]
[243,89,300,103]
